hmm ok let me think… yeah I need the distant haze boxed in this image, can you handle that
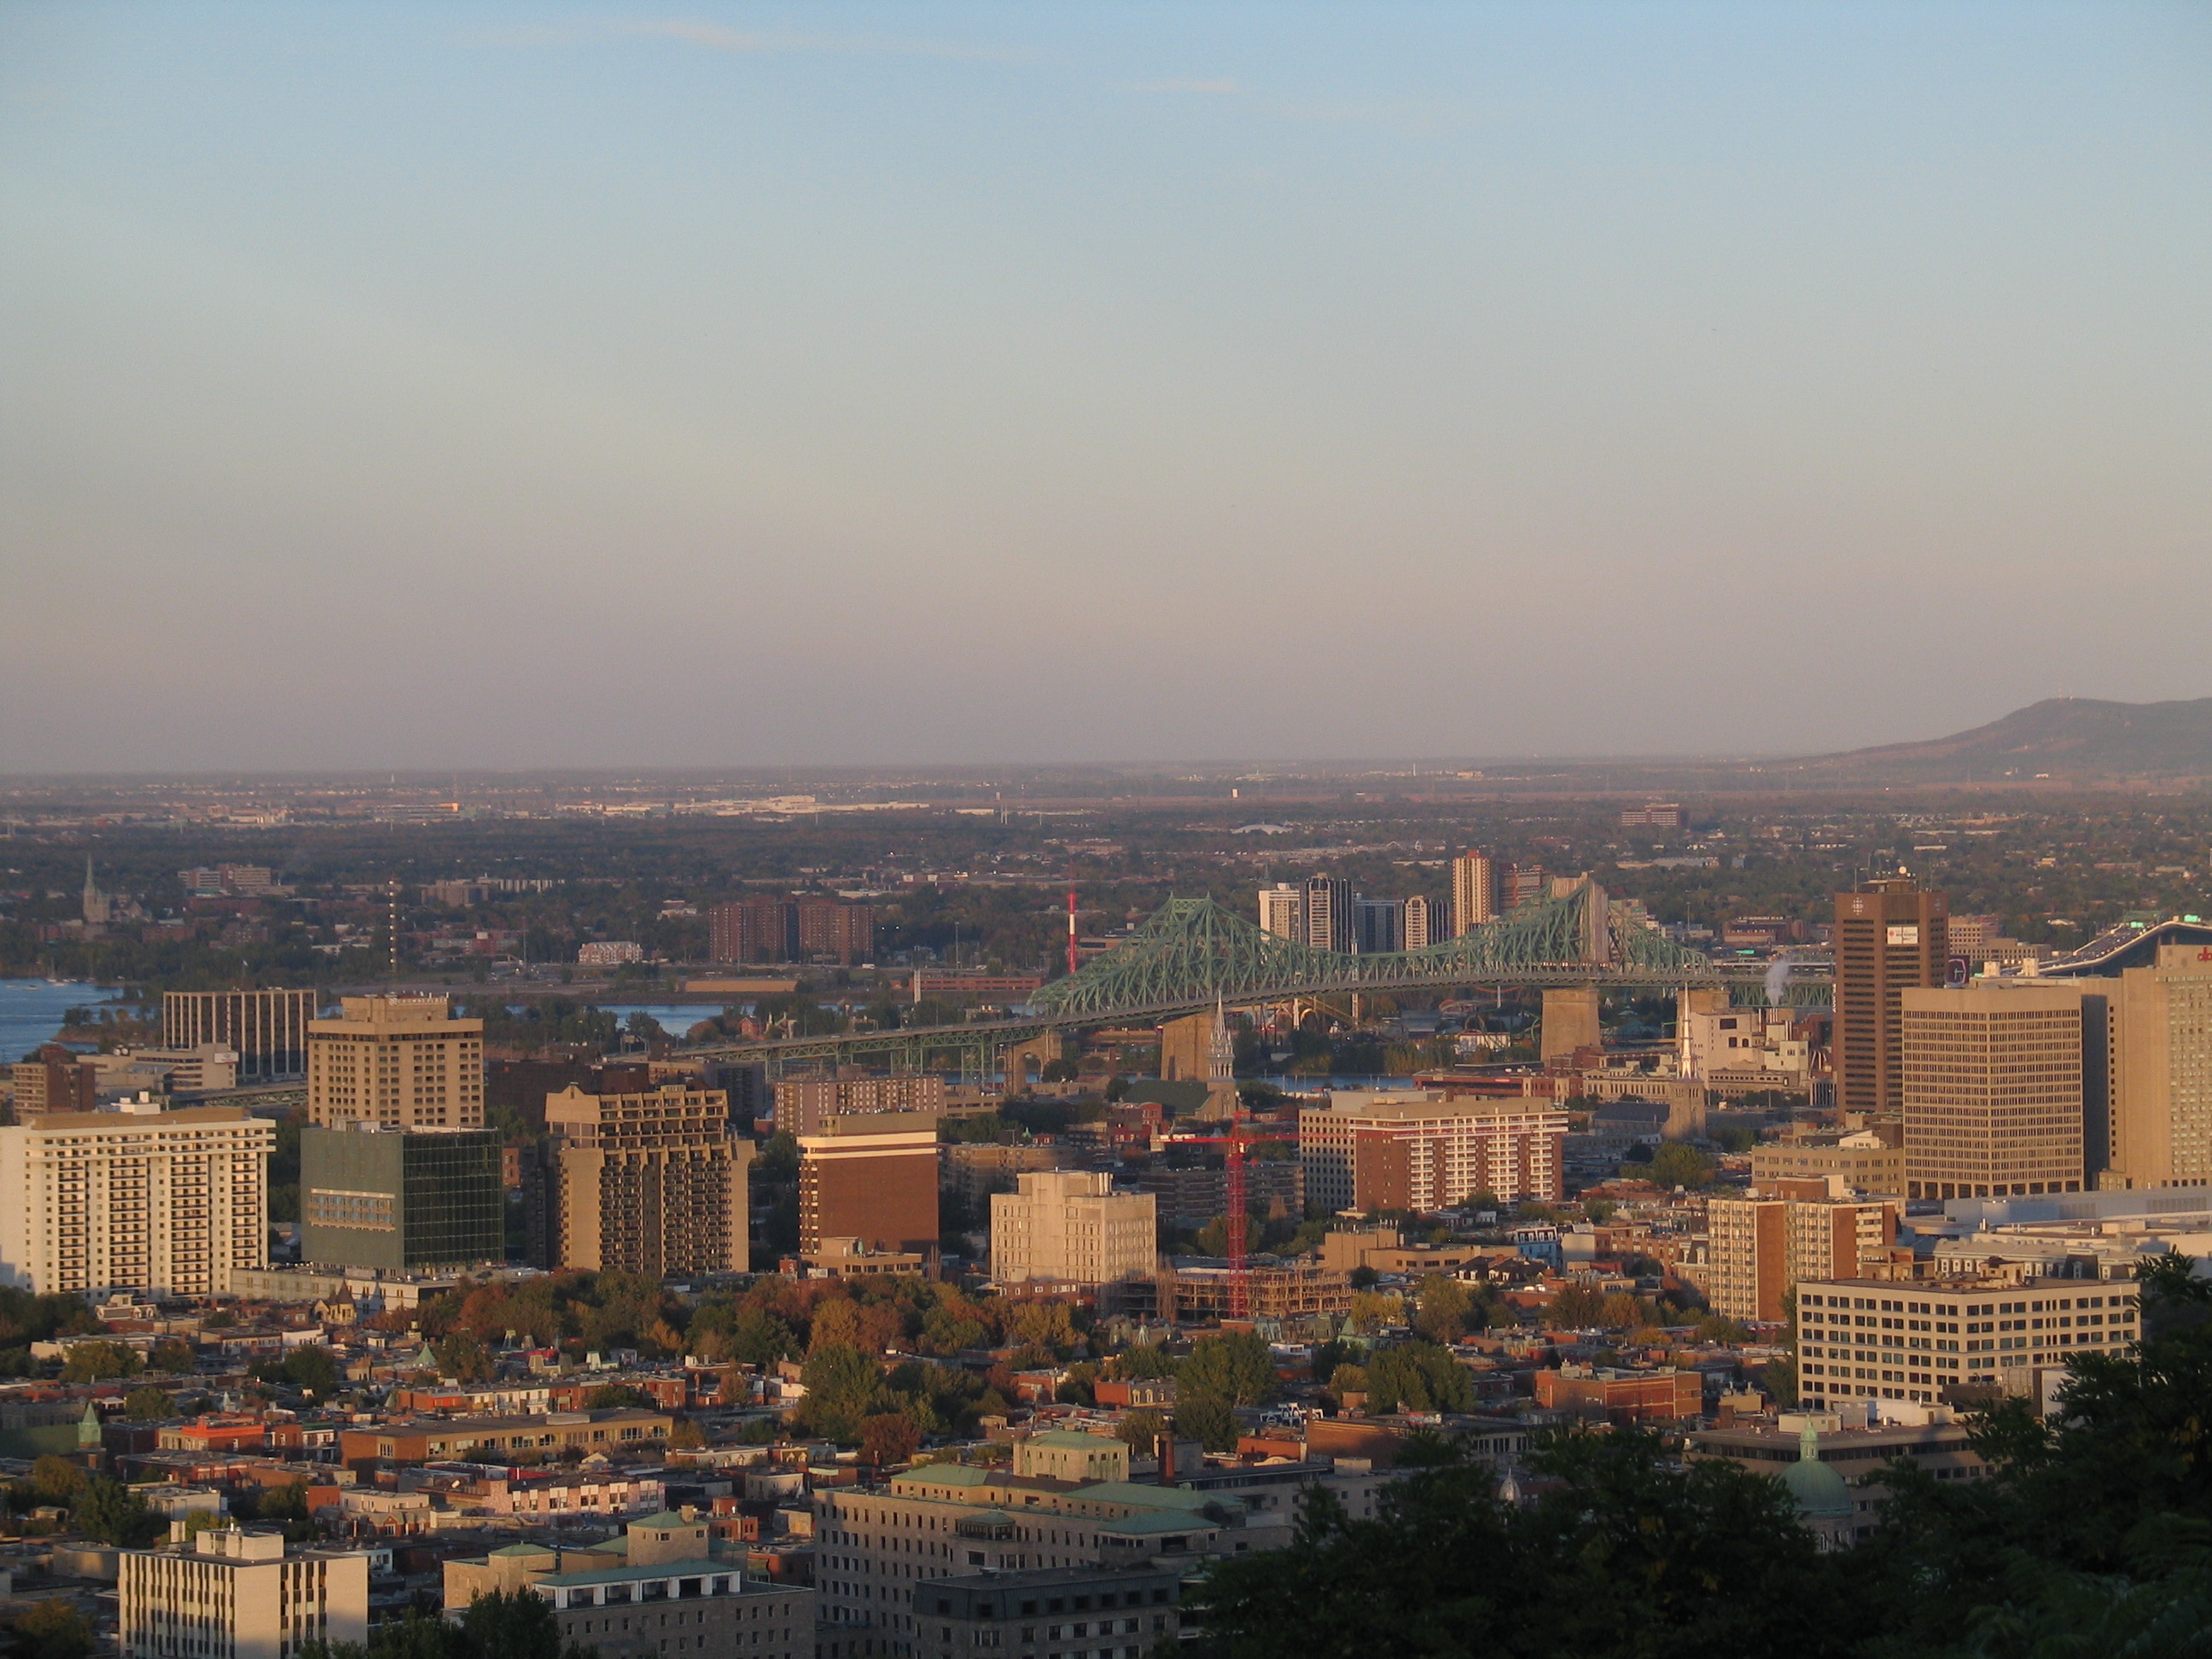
[3,3,2209,771]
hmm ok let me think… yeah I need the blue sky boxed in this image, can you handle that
[3,3,2208,769]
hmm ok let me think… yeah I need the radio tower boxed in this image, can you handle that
[1066,876,1080,977]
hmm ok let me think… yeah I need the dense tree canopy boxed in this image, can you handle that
[1190,1254,2212,1659]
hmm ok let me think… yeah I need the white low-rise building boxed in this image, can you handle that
[120,1527,369,1659]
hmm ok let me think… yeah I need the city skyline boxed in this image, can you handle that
[4,3,2209,771]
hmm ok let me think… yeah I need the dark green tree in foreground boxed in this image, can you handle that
[300,1594,597,1659]
[1189,1252,2212,1659]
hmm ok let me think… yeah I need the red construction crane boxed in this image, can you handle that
[1169,1103,1254,1318]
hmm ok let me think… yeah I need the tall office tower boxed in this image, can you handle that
[1256,882,1305,941]
[1901,985,2098,1201]
[306,996,484,1129]
[1706,1184,1899,1323]
[1353,897,1405,954]
[300,1125,504,1270]
[990,1170,1157,1286]
[1450,852,1497,935]
[796,900,876,965]
[797,1116,940,1254]
[163,989,318,1082]
[121,1528,370,1659]
[1303,875,1353,954]
[1299,1091,1569,1208]
[0,1103,273,1296]
[774,1074,947,1137]
[543,1083,752,1274]
[1402,894,1435,951]
[2107,945,2212,1190]
[1505,863,1548,910]
[1832,877,1949,1123]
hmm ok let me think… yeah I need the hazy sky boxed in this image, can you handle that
[3,3,2209,771]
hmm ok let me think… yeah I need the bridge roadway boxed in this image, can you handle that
[672,962,1834,1079]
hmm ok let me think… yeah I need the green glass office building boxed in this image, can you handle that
[301,1126,504,1269]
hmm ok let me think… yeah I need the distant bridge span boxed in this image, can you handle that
[676,886,1828,1076]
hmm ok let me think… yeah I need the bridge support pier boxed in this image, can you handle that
[1540,986,1602,1065]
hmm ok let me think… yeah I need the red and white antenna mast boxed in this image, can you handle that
[1066,874,1080,977]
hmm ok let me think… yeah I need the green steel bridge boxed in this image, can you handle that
[678,883,1831,1079]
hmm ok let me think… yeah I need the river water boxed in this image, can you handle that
[0,978,127,1063]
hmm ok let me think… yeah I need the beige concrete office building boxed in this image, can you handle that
[120,1527,369,1659]
[2108,945,2212,1190]
[162,989,318,1082]
[0,1104,273,1297]
[991,1170,1156,1287]
[1901,985,2096,1200]
[1796,1275,2140,1407]
[307,996,484,1130]
[1749,1133,1905,1195]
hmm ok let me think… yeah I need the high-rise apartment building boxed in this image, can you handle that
[2107,945,2212,1190]
[1901,985,2098,1201]
[1833,878,1949,1122]
[990,1170,1156,1287]
[1300,1091,1568,1209]
[1402,894,1435,951]
[544,1083,752,1274]
[1256,883,1304,942]
[1706,1183,1898,1323]
[300,1125,504,1270]
[0,1103,273,1296]
[798,901,875,966]
[1450,853,1496,935]
[1353,897,1404,954]
[798,1117,939,1254]
[707,899,874,965]
[774,1074,946,1138]
[1505,863,1547,910]
[162,990,317,1083]
[121,1527,370,1659]
[1303,876,1353,955]
[306,997,484,1129]
[708,897,800,963]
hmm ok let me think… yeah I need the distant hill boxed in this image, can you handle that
[1798,697,2212,782]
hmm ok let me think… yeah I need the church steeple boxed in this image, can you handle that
[81,859,109,928]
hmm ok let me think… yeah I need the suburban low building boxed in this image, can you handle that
[445,1511,812,1659]
[338,1407,672,1467]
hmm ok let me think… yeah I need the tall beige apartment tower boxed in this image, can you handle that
[1256,883,1304,941]
[0,1104,273,1296]
[2107,945,2212,1190]
[1402,894,1435,951]
[989,1170,1156,1287]
[1450,853,1496,936]
[306,997,484,1129]
[544,1083,751,1274]
[1834,878,1949,1123]
[1901,984,2099,1201]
